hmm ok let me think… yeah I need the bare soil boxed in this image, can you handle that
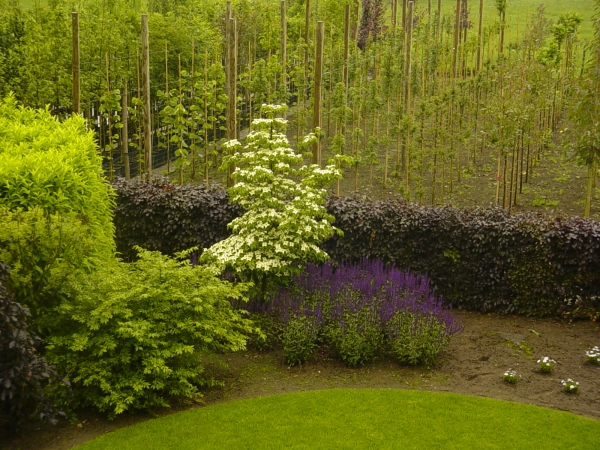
[2,311,599,450]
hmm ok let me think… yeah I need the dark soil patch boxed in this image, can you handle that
[2,311,599,450]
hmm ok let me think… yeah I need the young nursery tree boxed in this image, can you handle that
[572,1,600,217]
[203,104,341,297]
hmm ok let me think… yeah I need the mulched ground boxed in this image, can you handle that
[2,311,599,450]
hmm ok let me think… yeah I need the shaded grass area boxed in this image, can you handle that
[76,389,600,450]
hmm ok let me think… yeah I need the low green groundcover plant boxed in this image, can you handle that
[243,260,462,367]
[46,248,258,417]
[74,389,600,449]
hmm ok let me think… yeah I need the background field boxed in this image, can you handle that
[19,0,597,36]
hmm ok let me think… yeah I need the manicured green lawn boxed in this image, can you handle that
[76,389,600,449]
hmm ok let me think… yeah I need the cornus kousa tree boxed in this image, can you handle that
[203,104,341,298]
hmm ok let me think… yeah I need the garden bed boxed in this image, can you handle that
[3,311,599,450]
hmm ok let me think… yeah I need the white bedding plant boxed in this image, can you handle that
[503,368,519,384]
[203,104,342,297]
[561,378,580,393]
[537,356,556,373]
[585,346,600,365]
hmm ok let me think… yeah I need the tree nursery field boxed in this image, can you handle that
[1,0,600,449]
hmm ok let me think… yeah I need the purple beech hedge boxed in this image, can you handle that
[112,178,600,318]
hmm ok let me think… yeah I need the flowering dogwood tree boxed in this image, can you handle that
[203,104,342,297]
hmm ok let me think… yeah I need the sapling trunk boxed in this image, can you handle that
[441,153,445,203]
[585,162,595,218]
[105,52,114,180]
[136,49,143,177]
[404,1,414,188]
[495,147,501,205]
[502,154,508,209]
[122,80,130,180]
[384,99,390,188]
[519,131,525,195]
[165,42,170,174]
[204,51,209,187]
[508,138,516,209]
[476,0,483,72]
[525,139,531,184]
[190,40,196,180]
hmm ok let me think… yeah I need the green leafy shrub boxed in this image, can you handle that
[385,311,451,368]
[0,208,98,328]
[282,315,319,366]
[0,95,116,325]
[326,305,383,367]
[0,94,115,253]
[0,263,70,432]
[46,248,257,417]
[245,313,283,352]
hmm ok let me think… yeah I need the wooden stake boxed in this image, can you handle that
[437,0,442,43]
[343,3,350,92]
[476,0,483,72]
[225,2,231,98]
[404,1,414,190]
[165,41,170,173]
[342,3,351,152]
[227,16,238,187]
[204,49,210,187]
[453,0,461,80]
[352,0,360,40]
[280,0,287,111]
[313,21,325,165]
[136,49,143,177]
[191,38,195,78]
[122,80,130,180]
[71,12,80,114]
[141,14,152,180]
[304,0,310,68]
[404,1,414,108]
[105,52,114,179]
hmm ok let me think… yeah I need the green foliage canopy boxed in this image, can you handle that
[46,248,257,417]
[202,104,342,292]
[0,94,115,252]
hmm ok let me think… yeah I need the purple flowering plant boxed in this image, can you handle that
[242,260,462,367]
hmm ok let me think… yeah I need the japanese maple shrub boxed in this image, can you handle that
[202,104,341,296]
